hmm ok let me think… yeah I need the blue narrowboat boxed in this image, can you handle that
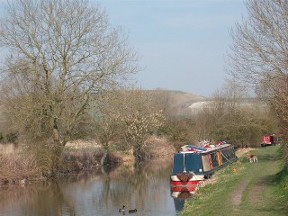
[170,143,237,187]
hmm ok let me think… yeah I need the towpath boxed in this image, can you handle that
[182,146,287,216]
[230,146,283,215]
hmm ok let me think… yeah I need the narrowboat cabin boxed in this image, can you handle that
[170,143,237,187]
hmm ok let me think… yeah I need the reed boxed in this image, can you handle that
[0,153,41,183]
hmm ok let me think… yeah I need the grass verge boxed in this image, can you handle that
[181,146,288,216]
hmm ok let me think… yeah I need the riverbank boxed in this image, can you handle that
[0,137,176,187]
[0,155,176,216]
[181,145,288,216]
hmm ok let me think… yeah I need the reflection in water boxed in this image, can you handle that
[173,199,185,215]
[170,186,197,215]
[170,186,197,200]
[0,161,191,216]
[0,181,73,216]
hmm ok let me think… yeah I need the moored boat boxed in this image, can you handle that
[170,142,237,187]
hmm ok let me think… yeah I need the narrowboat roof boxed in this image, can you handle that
[179,143,233,154]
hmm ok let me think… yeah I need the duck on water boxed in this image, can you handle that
[119,205,138,214]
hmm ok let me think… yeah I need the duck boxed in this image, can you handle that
[119,205,125,213]
[128,209,137,214]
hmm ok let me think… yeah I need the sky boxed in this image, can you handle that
[0,0,247,97]
[95,0,247,97]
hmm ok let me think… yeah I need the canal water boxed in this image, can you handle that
[0,162,193,216]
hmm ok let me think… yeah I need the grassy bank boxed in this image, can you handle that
[182,146,288,216]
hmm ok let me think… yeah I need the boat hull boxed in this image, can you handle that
[170,180,202,187]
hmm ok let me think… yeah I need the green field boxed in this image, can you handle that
[181,146,288,216]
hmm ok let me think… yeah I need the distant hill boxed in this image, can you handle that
[188,97,267,115]
[167,90,206,108]
[150,89,267,116]
[150,89,207,115]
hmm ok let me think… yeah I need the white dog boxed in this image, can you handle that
[249,154,258,163]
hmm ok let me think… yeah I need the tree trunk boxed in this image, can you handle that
[100,150,108,167]
[133,144,145,164]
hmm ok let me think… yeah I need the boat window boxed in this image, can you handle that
[185,154,202,174]
[185,154,194,172]
[211,152,219,167]
[222,148,236,160]
[173,154,184,174]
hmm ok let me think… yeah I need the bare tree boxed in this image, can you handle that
[120,89,165,162]
[0,0,137,173]
[92,90,123,166]
[226,0,288,102]
[91,88,165,164]
[226,0,288,148]
[227,0,288,86]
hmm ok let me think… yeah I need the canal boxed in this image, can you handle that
[0,162,192,216]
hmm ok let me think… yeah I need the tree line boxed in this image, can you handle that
[226,0,288,165]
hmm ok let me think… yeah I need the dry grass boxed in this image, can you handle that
[144,136,176,160]
[0,144,17,154]
[0,144,42,185]
[60,150,102,173]
[113,149,135,166]
[235,148,254,158]
[60,150,123,173]
[0,153,41,183]
[61,140,123,173]
[65,140,100,150]
[0,137,176,185]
